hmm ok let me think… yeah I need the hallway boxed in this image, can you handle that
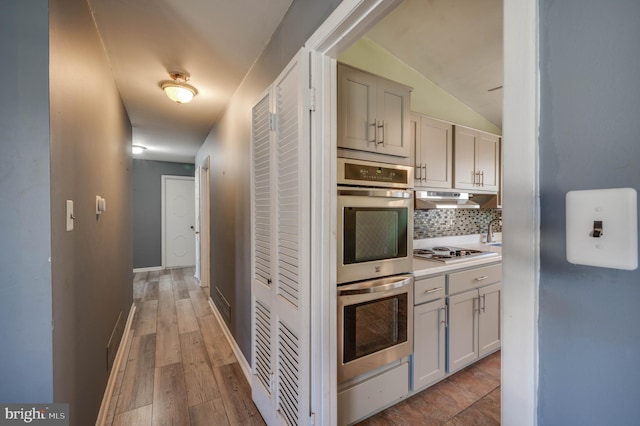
[104,268,264,425]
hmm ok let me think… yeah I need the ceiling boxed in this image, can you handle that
[366,0,503,129]
[88,0,502,164]
[87,0,293,163]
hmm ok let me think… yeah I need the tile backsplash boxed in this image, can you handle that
[414,208,502,239]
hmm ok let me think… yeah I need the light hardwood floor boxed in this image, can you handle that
[105,267,500,425]
[104,268,265,426]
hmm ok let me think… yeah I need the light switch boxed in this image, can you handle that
[66,200,74,231]
[566,188,638,270]
[96,195,106,215]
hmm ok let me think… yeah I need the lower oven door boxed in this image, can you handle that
[337,274,414,383]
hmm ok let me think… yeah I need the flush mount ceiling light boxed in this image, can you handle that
[132,145,147,155]
[161,71,198,104]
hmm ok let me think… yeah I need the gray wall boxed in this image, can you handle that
[196,0,342,361]
[49,0,133,424]
[0,0,53,403]
[538,1,640,424]
[132,159,195,268]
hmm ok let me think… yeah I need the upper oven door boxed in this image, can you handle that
[337,188,413,284]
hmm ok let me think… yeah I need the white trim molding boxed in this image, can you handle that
[96,304,137,426]
[502,0,540,425]
[207,298,251,383]
[133,266,163,273]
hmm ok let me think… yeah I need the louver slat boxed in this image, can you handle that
[278,322,299,426]
[255,301,272,393]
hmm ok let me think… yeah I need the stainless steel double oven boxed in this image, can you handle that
[336,158,414,383]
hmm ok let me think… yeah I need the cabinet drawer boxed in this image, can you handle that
[414,275,445,305]
[448,264,501,295]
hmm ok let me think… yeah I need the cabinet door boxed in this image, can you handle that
[447,289,478,374]
[478,283,501,357]
[419,116,452,189]
[376,78,411,157]
[477,132,500,192]
[453,126,478,189]
[412,299,446,390]
[337,65,377,152]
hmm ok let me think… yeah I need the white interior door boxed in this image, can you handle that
[162,175,196,268]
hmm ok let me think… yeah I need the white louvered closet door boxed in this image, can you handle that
[251,47,311,426]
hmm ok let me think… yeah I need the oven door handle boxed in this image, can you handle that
[338,276,413,296]
[337,189,412,199]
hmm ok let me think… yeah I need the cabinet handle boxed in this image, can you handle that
[415,163,422,181]
[474,276,489,282]
[473,296,480,313]
[481,171,485,186]
[481,294,486,313]
[369,122,377,144]
[377,120,385,145]
[440,306,447,326]
[425,287,443,294]
[422,164,427,182]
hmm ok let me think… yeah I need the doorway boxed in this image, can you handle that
[306,0,538,423]
[162,175,196,268]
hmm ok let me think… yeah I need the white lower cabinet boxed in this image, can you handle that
[411,263,502,395]
[447,289,480,373]
[478,283,502,356]
[447,265,502,374]
[412,298,446,390]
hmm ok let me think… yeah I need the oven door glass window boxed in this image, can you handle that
[343,207,408,264]
[342,293,408,363]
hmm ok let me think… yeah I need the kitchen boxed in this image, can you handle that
[333,0,503,423]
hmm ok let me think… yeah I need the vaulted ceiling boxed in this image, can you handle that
[366,0,503,129]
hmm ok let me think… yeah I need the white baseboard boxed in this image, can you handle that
[207,298,251,384]
[133,266,163,273]
[96,303,136,426]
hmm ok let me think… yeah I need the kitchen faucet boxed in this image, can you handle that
[487,218,502,243]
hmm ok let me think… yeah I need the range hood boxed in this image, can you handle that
[414,191,480,209]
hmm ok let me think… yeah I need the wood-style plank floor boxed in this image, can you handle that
[105,267,500,425]
[358,351,501,425]
[104,268,265,426]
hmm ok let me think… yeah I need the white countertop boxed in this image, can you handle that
[412,234,502,278]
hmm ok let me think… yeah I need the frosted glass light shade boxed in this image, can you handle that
[162,83,196,103]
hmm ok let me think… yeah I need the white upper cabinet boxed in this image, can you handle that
[412,113,453,189]
[338,64,412,158]
[454,126,500,193]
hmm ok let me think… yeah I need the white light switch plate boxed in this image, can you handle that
[566,188,637,270]
[66,200,74,231]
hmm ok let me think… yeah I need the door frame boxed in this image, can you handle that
[195,157,211,288]
[161,175,196,269]
[305,0,539,424]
